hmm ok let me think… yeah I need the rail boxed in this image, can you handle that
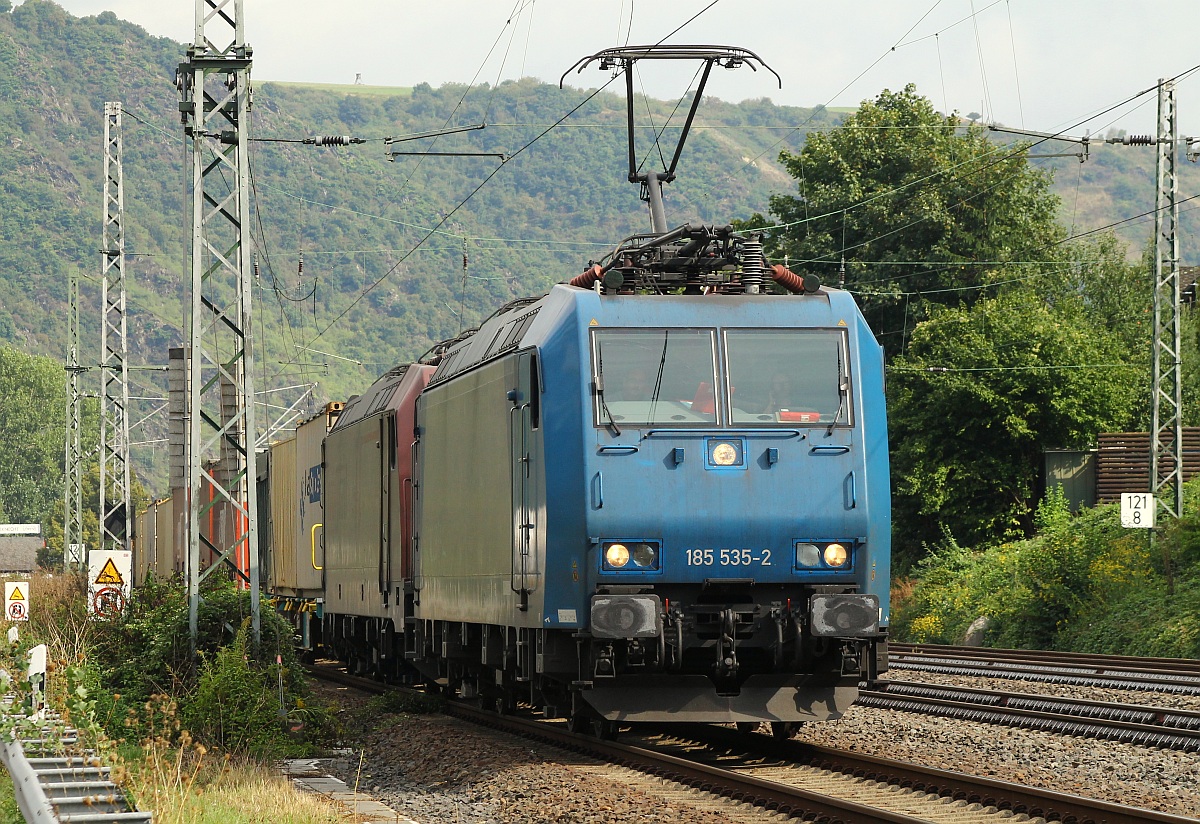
[861,681,1200,751]
[307,663,1196,824]
[890,643,1200,694]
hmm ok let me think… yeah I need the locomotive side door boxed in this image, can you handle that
[509,351,540,608]
[378,411,397,604]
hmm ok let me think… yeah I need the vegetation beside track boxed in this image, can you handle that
[0,573,348,822]
[893,476,1200,657]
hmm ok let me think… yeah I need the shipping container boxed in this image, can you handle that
[268,403,342,596]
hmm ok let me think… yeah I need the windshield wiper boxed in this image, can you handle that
[826,339,848,437]
[595,350,622,436]
[649,331,669,420]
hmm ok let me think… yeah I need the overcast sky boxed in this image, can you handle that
[46,0,1200,136]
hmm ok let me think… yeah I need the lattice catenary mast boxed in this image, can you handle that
[99,101,132,555]
[1150,79,1185,528]
[63,272,84,569]
[177,0,260,646]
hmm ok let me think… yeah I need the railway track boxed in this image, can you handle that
[635,724,1198,824]
[890,644,1200,694]
[307,663,1198,824]
[861,680,1200,751]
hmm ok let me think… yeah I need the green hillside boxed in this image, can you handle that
[0,0,1193,498]
[0,0,840,491]
[1035,133,1200,262]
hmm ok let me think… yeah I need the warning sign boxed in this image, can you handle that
[5,582,29,623]
[95,558,125,586]
[92,587,126,618]
[88,550,131,619]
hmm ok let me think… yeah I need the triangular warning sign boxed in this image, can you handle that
[95,559,124,585]
[8,587,24,601]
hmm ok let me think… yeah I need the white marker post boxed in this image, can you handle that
[27,644,46,721]
[1121,493,1155,529]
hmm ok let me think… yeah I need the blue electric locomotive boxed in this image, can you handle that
[306,45,889,737]
[408,272,889,734]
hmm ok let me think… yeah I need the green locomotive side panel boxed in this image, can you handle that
[324,411,395,620]
[416,355,543,626]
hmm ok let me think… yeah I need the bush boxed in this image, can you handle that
[183,620,297,755]
[90,578,308,709]
[39,576,331,753]
[893,476,1200,656]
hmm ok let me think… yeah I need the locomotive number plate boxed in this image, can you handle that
[685,548,772,567]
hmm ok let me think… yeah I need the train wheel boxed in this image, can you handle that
[566,710,590,735]
[595,718,620,741]
[770,721,799,739]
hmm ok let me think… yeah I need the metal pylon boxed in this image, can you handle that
[64,273,84,570]
[100,101,131,555]
[1151,79,1184,526]
[176,0,260,647]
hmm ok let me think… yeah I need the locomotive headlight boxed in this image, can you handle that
[632,542,657,568]
[711,442,739,466]
[794,543,821,568]
[823,543,849,568]
[795,541,854,571]
[604,543,631,568]
[602,540,660,571]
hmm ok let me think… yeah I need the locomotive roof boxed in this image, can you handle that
[331,364,411,431]
[424,283,867,390]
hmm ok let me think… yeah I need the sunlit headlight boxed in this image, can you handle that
[605,543,630,568]
[823,543,849,568]
[632,542,657,568]
[711,442,738,466]
[795,543,821,568]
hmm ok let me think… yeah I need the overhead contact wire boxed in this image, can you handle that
[298,0,727,351]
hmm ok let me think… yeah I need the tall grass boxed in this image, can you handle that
[1,574,348,824]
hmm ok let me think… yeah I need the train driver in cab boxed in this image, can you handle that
[608,364,659,403]
[763,370,798,414]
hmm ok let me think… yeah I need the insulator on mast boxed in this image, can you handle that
[304,135,365,146]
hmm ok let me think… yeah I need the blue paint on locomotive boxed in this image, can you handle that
[515,284,889,631]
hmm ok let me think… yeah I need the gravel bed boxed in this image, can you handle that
[311,677,1200,821]
[885,665,1200,711]
[324,714,786,823]
[313,680,782,823]
[793,705,1200,816]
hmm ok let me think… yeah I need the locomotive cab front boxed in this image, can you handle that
[563,288,890,728]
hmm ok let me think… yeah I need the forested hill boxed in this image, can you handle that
[0,0,836,402]
[0,0,1195,404]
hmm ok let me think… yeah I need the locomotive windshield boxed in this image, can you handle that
[724,329,850,426]
[592,329,718,425]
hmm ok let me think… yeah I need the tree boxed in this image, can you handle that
[0,344,151,566]
[754,85,1064,358]
[887,290,1141,566]
[0,344,70,523]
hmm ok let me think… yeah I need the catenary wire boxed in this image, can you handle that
[290,1,727,355]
